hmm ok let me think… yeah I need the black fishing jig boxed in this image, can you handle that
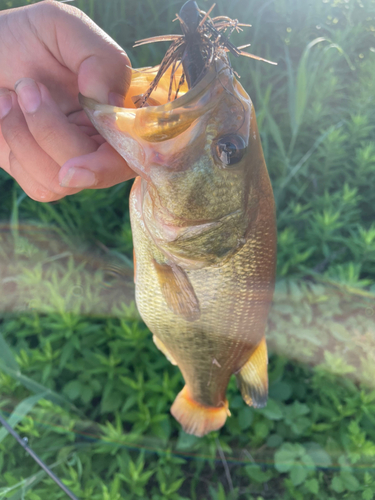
[133,1,276,106]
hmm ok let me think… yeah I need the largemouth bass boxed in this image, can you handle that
[80,5,276,437]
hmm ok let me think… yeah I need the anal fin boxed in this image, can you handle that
[153,335,177,365]
[236,338,268,408]
[153,260,200,322]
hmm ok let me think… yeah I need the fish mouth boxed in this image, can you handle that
[151,58,221,110]
[78,56,237,181]
[79,57,221,113]
[78,58,226,159]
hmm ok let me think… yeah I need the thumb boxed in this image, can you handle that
[29,1,132,105]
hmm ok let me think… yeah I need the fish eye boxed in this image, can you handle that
[215,134,247,167]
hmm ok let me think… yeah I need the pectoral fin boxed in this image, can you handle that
[236,338,268,408]
[153,335,177,365]
[153,260,200,322]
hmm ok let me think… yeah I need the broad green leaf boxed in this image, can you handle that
[290,465,307,486]
[304,442,332,467]
[301,454,315,470]
[266,434,283,448]
[363,488,374,500]
[209,483,226,500]
[245,464,273,483]
[269,382,292,402]
[258,399,283,420]
[176,431,199,451]
[253,421,270,440]
[275,443,303,472]
[63,380,83,400]
[306,478,319,495]
[331,476,344,493]
[341,472,360,492]
[289,402,310,417]
[238,406,254,430]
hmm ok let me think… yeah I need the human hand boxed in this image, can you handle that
[0,0,134,202]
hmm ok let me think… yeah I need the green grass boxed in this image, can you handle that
[1,0,375,498]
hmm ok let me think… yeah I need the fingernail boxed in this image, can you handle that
[0,89,12,119]
[109,92,125,107]
[15,78,41,114]
[60,167,97,188]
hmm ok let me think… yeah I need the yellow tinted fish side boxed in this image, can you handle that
[80,56,276,437]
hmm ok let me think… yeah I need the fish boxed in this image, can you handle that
[79,1,276,437]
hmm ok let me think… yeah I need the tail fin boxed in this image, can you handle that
[171,386,230,437]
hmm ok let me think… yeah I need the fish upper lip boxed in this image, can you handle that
[142,58,225,112]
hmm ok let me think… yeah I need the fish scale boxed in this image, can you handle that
[130,164,275,408]
[81,54,276,437]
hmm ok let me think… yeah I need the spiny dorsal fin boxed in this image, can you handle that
[236,338,268,408]
[153,260,200,322]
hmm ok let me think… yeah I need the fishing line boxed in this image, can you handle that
[0,412,80,500]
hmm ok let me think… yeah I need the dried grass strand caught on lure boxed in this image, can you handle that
[134,2,276,107]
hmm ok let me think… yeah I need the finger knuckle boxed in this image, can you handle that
[37,0,88,22]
